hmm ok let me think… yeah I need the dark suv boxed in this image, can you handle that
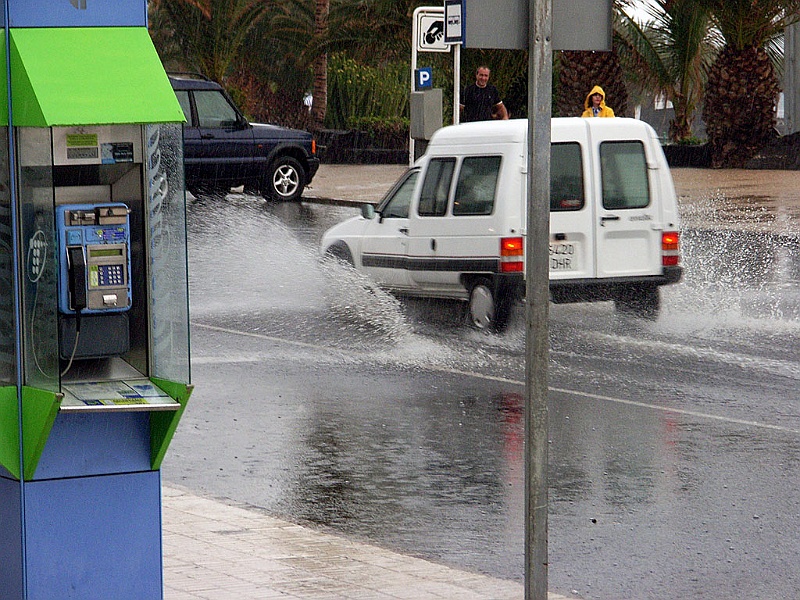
[170,73,319,201]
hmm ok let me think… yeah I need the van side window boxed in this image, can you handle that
[550,143,584,211]
[453,156,501,216]
[418,158,455,216]
[379,170,419,219]
[600,141,650,209]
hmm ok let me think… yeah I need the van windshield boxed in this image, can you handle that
[379,170,419,219]
[599,141,650,209]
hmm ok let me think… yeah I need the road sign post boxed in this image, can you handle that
[459,1,611,598]
[410,6,454,164]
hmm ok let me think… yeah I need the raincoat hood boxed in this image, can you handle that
[584,85,607,110]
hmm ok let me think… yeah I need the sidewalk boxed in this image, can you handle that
[303,163,800,234]
[163,485,564,600]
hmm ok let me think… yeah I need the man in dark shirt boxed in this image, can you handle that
[460,66,509,122]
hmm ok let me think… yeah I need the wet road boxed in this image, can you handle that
[163,183,800,599]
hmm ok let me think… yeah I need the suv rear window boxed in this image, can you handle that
[175,90,192,124]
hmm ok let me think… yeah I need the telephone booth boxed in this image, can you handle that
[0,4,191,598]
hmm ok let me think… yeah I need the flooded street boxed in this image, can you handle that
[163,168,800,599]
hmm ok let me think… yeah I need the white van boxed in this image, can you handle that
[320,117,682,330]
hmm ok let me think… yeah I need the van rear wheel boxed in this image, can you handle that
[468,278,512,332]
[614,286,660,320]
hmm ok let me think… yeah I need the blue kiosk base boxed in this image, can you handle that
[1,471,163,599]
[0,409,173,599]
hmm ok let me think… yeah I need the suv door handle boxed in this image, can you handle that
[399,227,409,235]
[201,133,215,139]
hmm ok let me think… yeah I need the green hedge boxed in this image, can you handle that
[326,54,409,130]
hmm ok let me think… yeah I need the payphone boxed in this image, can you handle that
[56,202,132,361]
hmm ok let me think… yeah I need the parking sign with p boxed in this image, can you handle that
[415,67,433,90]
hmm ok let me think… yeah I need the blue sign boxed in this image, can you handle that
[415,67,433,90]
[8,0,147,28]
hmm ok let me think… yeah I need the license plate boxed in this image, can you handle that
[549,242,579,272]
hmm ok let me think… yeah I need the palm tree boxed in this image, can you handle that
[556,45,629,118]
[555,1,638,118]
[702,0,800,167]
[154,0,268,84]
[616,0,716,142]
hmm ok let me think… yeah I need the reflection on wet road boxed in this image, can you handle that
[164,190,800,599]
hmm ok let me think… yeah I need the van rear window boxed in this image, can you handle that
[600,141,650,209]
[453,156,501,216]
[419,158,455,216]
[550,143,584,211]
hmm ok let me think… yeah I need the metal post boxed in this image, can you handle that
[410,10,419,166]
[525,0,551,598]
[454,43,461,124]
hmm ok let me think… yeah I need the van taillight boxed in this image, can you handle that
[662,231,680,266]
[311,139,317,155]
[500,237,524,273]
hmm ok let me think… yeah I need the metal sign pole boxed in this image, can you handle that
[525,0,551,598]
[453,43,460,124]
[410,11,419,166]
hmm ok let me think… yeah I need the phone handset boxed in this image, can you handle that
[66,246,88,312]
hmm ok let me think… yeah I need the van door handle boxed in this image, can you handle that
[399,227,409,235]
[431,239,436,251]
[600,215,620,227]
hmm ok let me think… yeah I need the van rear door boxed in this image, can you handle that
[549,121,596,281]
[591,125,663,279]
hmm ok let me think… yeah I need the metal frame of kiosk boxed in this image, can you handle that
[0,4,191,598]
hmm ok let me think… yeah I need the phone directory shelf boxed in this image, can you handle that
[59,379,181,412]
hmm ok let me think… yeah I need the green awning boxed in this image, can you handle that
[1,27,184,127]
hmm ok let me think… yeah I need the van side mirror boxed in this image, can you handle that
[361,204,376,219]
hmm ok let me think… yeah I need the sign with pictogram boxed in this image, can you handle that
[415,8,449,53]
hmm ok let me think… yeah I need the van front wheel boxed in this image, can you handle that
[468,278,512,332]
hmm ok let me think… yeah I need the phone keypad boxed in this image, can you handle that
[98,264,125,286]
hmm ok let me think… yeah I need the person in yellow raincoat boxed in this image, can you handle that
[581,85,615,118]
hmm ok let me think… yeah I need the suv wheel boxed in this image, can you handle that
[266,156,305,202]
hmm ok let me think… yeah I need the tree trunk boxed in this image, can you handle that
[556,48,629,118]
[703,45,779,168]
[310,0,329,131]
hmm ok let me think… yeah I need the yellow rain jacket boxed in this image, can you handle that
[582,85,615,118]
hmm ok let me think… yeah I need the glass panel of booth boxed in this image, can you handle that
[13,124,190,410]
[0,128,14,385]
[18,128,59,393]
[145,123,190,385]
